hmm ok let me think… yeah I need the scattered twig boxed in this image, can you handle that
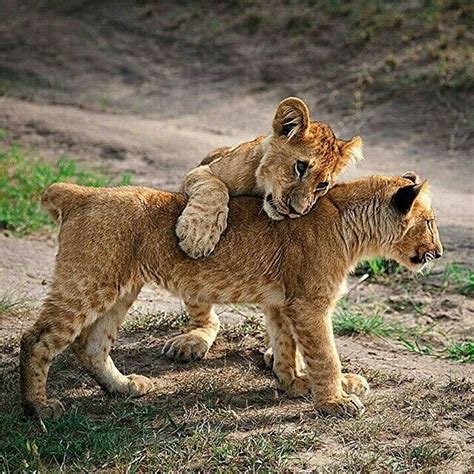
[347,273,370,293]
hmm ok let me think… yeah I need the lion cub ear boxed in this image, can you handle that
[338,136,363,164]
[392,181,427,214]
[334,136,363,175]
[272,97,310,140]
[402,171,420,184]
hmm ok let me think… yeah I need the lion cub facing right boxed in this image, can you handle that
[20,173,442,418]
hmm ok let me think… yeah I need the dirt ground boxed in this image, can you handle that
[0,1,473,471]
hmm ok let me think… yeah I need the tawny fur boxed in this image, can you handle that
[20,175,442,419]
[176,97,363,259]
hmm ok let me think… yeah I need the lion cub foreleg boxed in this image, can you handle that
[162,301,220,362]
[285,299,365,417]
[176,166,230,259]
[265,313,369,399]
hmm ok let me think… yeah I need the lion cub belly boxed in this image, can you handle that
[162,274,285,306]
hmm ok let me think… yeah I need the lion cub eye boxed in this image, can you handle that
[295,160,309,177]
[315,181,329,191]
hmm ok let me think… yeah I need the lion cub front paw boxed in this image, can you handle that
[342,373,370,397]
[127,374,154,397]
[162,333,210,362]
[316,394,365,418]
[176,207,228,259]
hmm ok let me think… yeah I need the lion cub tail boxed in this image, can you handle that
[41,182,87,224]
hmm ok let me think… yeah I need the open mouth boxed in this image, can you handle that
[410,251,436,265]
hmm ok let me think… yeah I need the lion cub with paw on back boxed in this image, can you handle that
[176,97,363,259]
[20,173,443,418]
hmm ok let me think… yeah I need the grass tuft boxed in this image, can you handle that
[399,337,433,356]
[356,257,400,278]
[334,301,437,357]
[333,309,392,338]
[0,405,160,472]
[0,293,26,317]
[0,136,132,235]
[445,340,473,363]
[0,296,21,315]
[443,263,474,295]
[388,442,458,471]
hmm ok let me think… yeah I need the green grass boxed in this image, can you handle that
[387,442,457,471]
[333,309,393,338]
[0,136,132,235]
[0,294,25,317]
[0,394,320,472]
[333,302,474,361]
[0,296,19,315]
[399,337,433,356]
[0,310,470,471]
[1,337,469,471]
[445,341,474,363]
[356,257,400,278]
[0,404,159,471]
[122,311,188,333]
[333,302,436,357]
[443,263,474,295]
[333,301,405,339]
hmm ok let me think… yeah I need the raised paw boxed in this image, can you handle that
[342,373,370,397]
[23,398,65,419]
[127,374,154,397]
[176,208,228,259]
[316,394,365,418]
[162,333,210,362]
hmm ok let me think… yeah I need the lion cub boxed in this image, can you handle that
[20,174,443,418]
[176,97,363,259]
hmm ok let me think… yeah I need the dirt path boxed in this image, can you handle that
[1,93,472,338]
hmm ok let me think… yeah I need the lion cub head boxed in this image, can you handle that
[389,172,443,271]
[256,97,363,220]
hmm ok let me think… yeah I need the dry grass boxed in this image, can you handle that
[0,320,472,471]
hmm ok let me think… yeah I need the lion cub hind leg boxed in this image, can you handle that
[264,306,310,398]
[72,286,154,397]
[162,302,220,362]
[20,296,94,419]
